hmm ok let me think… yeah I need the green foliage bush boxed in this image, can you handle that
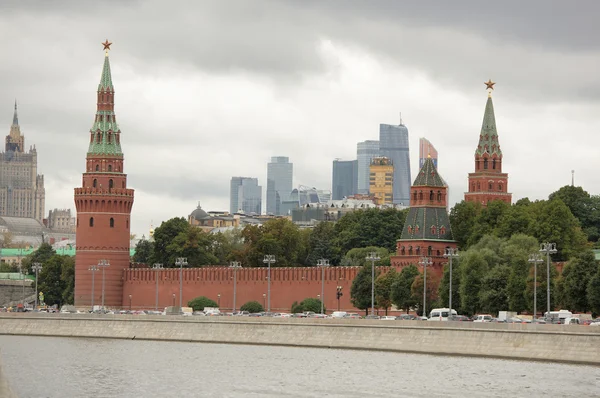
[240,301,264,313]
[187,296,218,311]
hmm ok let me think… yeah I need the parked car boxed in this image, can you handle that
[395,314,417,321]
[473,314,493,323]
[364,315,381,320]
[343,313,361,319]
[448,315,471,322]
[428,308,458,321]
[381,316,396,321]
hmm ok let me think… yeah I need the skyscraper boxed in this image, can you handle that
[379,121,411,205]
[266,156,293,215]
[0,102,45,220]
[230,177,262,214]
[419,138,438,168]
[369,157,394,205]
[332,159,357,200]
[464,82,512,206]
[356,140,379,194]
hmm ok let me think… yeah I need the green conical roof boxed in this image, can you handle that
[475,96,502,156]
[413,157,446,187]
[399,207,454,241]
[98,54,113,91]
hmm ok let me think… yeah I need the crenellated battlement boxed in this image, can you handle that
[124,266,394,284]
[74,187,134,197]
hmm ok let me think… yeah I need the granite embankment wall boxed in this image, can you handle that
[1,314,599,366]
[0,280,34,306]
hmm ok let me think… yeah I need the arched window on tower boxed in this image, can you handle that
[492,159,496,169]
[416,246,421,255]
[95,164,99,171]
[93,179,97,188]
[96,133,101,143]
[477,182,481,190]
[413,191,417,201]
[89,217,94,227]
[429,190,434,201]
[419,191,423,200]
[408,246,413,255]
[498,183,503,191]
[108,165,112,172]
[110,218,114,228]
[484,158,488,169]
[109,179,114,190]
[428,246,432,256]
[472,183,475,192]
[108,132,112,144]
[437,191,442,201]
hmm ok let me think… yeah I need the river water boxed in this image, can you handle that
[0,336,598,397]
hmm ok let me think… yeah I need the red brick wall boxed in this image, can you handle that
[121,266,391,313]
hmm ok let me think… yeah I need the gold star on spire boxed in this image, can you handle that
[484,79,496,90]
[102,39,112,55]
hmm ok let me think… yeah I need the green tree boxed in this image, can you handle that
[375,268,397,315]
[151,217,189,266]
[290,301,303,313]
[298,297,324,313]
[341,246,391,266]
[529,199,587,261]
[479,264,510,314]
[132,238,154,264]
[496,203,533,239]
[210,228,245,264]
[468,200,510,246]
[449,201,481,249]
[560,250,598,312]
[239,219,307,267]
[306,221,337,265]
[60,256,75,305]
[240,300,264,313]
[169,227,219,266]
[36,255,68,306]
[21,242,55,274]
[525,261,558,316]
[549,185,600,242]
[187,296,218,311]
[587,266,600,316]
[350,262,380,315]
[410,272,440,317]
[333,208,408,254]
[459,250,489,315]
[391,264,419,313]
[437,260,461,312]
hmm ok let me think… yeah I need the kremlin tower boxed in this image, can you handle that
[464,81,512,206]
[74,41,134,308]
[391,156,456,277]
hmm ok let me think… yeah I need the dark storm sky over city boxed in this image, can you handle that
[0,0,598,235]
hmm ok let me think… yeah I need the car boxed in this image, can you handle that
[343,313,361,319]
[589,321,600,327]
[381,316,396,321]
[364,315,381,320]
[473,314,493,323]
[448,315,471,322]
[395,314,417,321]
[248,313,262,317]
[505,317,529,324]
[309,313,328,318]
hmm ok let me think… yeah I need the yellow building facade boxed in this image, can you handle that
[369,157,394,205]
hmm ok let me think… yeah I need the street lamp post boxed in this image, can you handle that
[419,257,433,318]
[88,265,99,312]
[172,293,175,307]
[152,263,163,311]
[539,243,557,316]
[129,294,132,311]
[32,263,42,310]
[97,259,110,312]
[528,253,543,320]
[443,249,459,312]
[175,257,188,314]
[336,286,343,311]
[217,294,221,308]
[262,293,266,310]
[365,252,381,316]
[317,259,330,314]
[263,255,276,313]
[229,261,242,313]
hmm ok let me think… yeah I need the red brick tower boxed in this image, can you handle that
[391,156,457,277]
[74,41,134,308]
[464,81,512,206]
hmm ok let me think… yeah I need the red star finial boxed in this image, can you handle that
[484,79,496,90]
[102,39,112,52]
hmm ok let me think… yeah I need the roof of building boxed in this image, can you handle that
[0,216,49,235]
[476,96,502,157]
[191,205,210,221]
[99,54,114,91]
[400,207,454,241]
[412,157,446,187]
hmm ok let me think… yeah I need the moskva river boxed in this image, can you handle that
[0,336,598,397]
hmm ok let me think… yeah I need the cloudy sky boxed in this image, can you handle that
[1,1,599,237]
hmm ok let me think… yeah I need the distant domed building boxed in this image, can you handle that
[188,203,239,233]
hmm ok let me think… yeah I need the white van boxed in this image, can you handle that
[331,311,347,318]
[544,310,573,324]
[473,314,493,323]
[563,317,581,325]
[428,308,457,321]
